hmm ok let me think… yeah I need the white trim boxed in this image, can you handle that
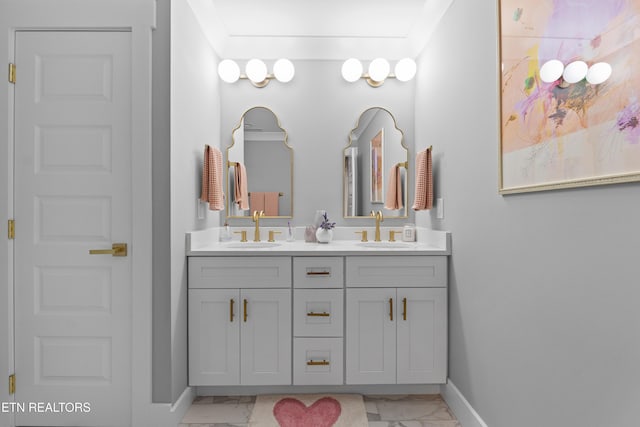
[441,380,489,427]
[141,387,196,426]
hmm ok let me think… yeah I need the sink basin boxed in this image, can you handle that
[357,242,413,248]
[224,242,281,248]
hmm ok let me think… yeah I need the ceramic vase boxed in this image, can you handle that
[315,228,333,244]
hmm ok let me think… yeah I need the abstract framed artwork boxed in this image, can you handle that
[370,129,384,203]
[499,0,640,194]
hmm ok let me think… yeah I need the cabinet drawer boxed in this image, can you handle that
[346,256,446,288]
[294,289,343,337]
[293,338,343,385]
[189,257,292,289]
[293,257,343,288]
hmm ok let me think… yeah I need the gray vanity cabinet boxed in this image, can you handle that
[345,256,447,384]
[188,257,292,386]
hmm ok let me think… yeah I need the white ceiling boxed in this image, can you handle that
[186,0,454,60]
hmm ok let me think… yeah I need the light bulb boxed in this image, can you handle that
[246,59,268,83]
[341,58,363,82]
[273,59,295,83]
[368,58,390,83]
[394,58,417,82]
[218,59,240,83]
[562,61,588,84]
[539,59,564,83]
[586,62,612,85]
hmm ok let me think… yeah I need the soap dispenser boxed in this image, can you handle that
[220,222,232,242]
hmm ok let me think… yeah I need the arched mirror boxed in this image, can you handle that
[343,107,408,218]
[226,106,293,218]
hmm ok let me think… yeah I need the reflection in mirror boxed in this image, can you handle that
[343,107,408,218]
[226,106,293,218]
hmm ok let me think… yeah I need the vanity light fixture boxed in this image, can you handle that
[341,58,417,87]
[217,58,295,88]
[539,59,612,87]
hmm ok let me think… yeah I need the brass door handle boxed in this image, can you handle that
[389,297,393,321]
[307,311,330,317]
[243,299,248,322]
[402,297,407,321]
[307,360,330,366]
[230,299,235,322]
[89,243,127,257]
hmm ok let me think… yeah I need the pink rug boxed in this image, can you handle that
[249,394,368,427]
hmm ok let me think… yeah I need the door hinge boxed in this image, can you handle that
[9,374,15,395]
[8,219,15,239]
[8,63,16,84]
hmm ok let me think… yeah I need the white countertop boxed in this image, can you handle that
[186,226,451,256]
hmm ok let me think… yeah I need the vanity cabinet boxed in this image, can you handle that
[188,257,291,386]
[187,252,448,388]
[292,257,344,386]
[345,256,447,384]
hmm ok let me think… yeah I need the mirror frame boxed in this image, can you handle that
[225,106,294,219]
[343,107,409,219]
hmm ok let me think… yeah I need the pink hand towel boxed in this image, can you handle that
[264,192,280,216]
[412,147,433,210]
[384,164,403,210]
[249,192,265,214]
[234,162,249,210]
[200,145,224,211]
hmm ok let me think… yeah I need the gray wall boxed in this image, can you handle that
[416,1,640,426]
[152,0,171,403]
[220,60,416,228]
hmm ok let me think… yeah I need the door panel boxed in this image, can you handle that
[345,288,396,384]
[188,289,240,386]
[396,288,447,384]
[14,31,132,426]
[240,289,291,385]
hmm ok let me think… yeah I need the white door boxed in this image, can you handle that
[345,288,396,384]
[240,289,291,385]
[14,31,132,426]
[396,288,447,384]
[188,289,240,386]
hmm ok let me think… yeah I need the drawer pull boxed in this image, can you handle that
[243,299,248,322]
[402,297,407,321]
[307,359,330,366]
[307,311,330,317]
[306,271,331,276]
[389,297,393,321]
[230,299,235,322]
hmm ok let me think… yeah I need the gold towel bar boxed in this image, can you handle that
[227,161,240,167]
[248,192,284,196]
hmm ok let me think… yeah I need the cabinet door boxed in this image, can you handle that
[188,289,240,385]
[396,288,447,384]
[240,289,292,385]
[345,288,396,384]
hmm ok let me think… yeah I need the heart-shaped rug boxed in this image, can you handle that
[273,397,341,427]
[248,394,368,427]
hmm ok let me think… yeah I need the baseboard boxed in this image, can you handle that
[440,380,488,427]
[195,384,441,396]
[139,386,196,427]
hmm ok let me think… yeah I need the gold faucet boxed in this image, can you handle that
[370,210,384,242]
[252,210,265,242]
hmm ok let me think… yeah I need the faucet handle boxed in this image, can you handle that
[268,230,282,242]
[234,230,247,242]
[355,230,368,242]
[388,230,403,242]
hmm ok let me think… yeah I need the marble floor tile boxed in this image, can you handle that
[181,403,253,424]
[375,399,455,421]
[180,394,459,427]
